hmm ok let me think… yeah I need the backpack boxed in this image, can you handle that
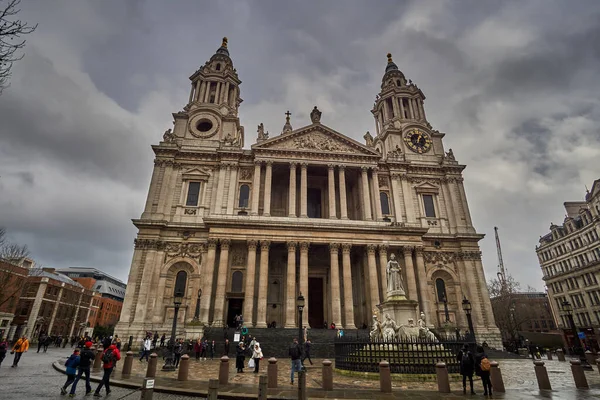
[289,344,300,359]
[461,352,472,367]
[480,357,491,372]
[102,349,116,364]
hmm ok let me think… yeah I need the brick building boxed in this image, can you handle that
[0,261,30,339]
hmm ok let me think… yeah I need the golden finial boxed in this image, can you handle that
[222,37,228,48]
[387,53,393,63]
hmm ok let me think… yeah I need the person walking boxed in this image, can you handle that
[223,338,230,356]
[37,333,47,353]
[210,340,216,360]
[69,341,95,397]
[61,349,81,395]
[200,339,208,360]
[160,334,166,347]
[457,344,476,395]
[93,343,121,397]
[11,335,29,367]
[475,345,493,396]
[174,339,183,368]
[194,339,201,360]
[235,342,246,373]
[0,337,8,367]
[43,335,51,352]
[289,338,302,385]
[251,342,263,373]
[302,339,313,366]
[114,335,121,351]
[139,336,151,362]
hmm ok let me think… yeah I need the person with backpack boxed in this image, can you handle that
[61,349,81,395]
[11,335,29,367]
[93,343,121,397]
[457,344,476,395]
[475,345,492,396]
[289,338,302,385]
[69,341,95,397]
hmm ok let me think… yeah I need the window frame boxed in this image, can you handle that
[185,181,202,207]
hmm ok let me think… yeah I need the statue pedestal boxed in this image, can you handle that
[378,298,419,329]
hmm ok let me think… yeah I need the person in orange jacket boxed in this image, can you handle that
[11,335,29,367]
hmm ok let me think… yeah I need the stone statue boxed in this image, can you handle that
[369,315,382,341]
[381,313,398,341]
[418,311,438,342]
[257,123,269,141]
[163,128,175,142]
[386,253,405,295]
[445,148,455,161]
[363,131,374,147]
[223,132,240,146]
[310,106,322,123]
[387,144,403,160]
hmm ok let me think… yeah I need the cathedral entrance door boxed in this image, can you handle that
[308,277,324,328]
[226,299,244,328]
[307,188,322,218]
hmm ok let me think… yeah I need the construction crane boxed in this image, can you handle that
[495,226,508,292]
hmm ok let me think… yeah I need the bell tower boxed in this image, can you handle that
[371,53,433,159]
[170,37,244,148]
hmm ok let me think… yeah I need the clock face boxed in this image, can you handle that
[403,129,432,154]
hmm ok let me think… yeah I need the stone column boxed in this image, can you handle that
[25,278,49,337]
[213,164,227,214]
[415,247,430,323]
[299,241,309,326]
[361,167,373,220]
[263,161,273,216]
[213,239,231,325]
[142,160,162,217]
[256,241,270,328]
[327,164,337,219]
[226,165,238,215]
[399,98,405,119]
[250,161,261,215]
[402,246,418,301]
[371,168,383,221]
[204,82,211,102]
[223,82,230,104]
[419,99,427,121]
[300,163,308,218]
[378,245,388,300]
[366,245,380,307]
[329,243,342,327]
[198,81,206,102]
[400,175,416,223]
[199,239,218,324]
[243,240,258,326]
[441,178,457,230]
[390,174,404,222]
[288,163,297,217]
[408,98,415,119]
[457,178,474,227]
[285,242,297,328]
[338,166,348,219]
[392,97,400,118]
[341,244,356,328]
[47,285,64,334]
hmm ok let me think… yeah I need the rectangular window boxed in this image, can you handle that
[422,195,436,218]
[186,182,201,206]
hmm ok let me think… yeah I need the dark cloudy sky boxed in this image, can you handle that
[1,0,599,290]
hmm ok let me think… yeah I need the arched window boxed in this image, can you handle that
[397,79,402,86]
[435,278,446,302]
[239,184,250,208]
[174,271,187,296]
[380,192,390,215]
[231,271,243,292]
[216,63,221,71]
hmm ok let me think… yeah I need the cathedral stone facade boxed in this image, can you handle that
[116,39,501,346]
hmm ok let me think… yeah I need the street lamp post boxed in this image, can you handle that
[561,300,592,370]
[462,296,476,344]
[162,291,184,371]
[297,293,305,355]
[193,289,202,321]
[442,295,450,323]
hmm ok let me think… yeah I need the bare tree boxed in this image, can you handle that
[0,227,29,261]
[0,0,37,94]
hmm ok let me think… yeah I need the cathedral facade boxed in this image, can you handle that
[116,38,501,346]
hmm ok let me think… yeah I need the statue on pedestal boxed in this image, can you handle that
[418,311,438,342]
[369,314,382,341]
[386,253,405,296]
[381,314,399,341]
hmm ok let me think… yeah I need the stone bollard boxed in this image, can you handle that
[490,361,505,393]
[585,351,596,366]
[379,360,392,393]
[570,359,589,388]
[556,349,566,361]
[208,379,219,400]
[178,354,190,381]
[219,356,229,385]
[547,352,553,361]
[298,370,307,400]
[435,362,451,393]
[93,347,103,369]
[258,375,268,400]
[121,351,134,377]
[146,353,158,378]
[322,359,333,391]
[267,357,278,389]
[597,359,600,375]
[534,361,551,390]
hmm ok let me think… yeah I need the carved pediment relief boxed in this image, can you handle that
[252,125,379,156]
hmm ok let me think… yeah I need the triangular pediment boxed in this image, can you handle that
[182,167,212,178]
[252,123,379,156]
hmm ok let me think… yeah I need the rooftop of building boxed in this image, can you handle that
[55,267,126,288]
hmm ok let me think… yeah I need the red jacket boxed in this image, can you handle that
[102,344,121,369]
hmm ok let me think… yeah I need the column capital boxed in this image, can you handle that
[341,243,352,253]
[299,241,310,252]
[220,239,231,250]
[286,241,298,251]
[265,160,273,166]
[391,173,401,181]
[260,240,271,250]
[289,161,298,169]
[338,164,346,171]
[329,243,340,253]
[415,246,424,255]
[247,239,258,250]
[378,244,389,254]
[254,160,263,166]
[300,162,308,169]
[328,164,335,170]
[361,166,369,173]
[366,244,377,254]
[207,238,218,249]
[402,245,415,255]
[371,166,379,173]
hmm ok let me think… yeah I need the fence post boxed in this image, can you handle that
[489,361,505,393]
[218,355,229,385]
[93,346,103,370]
[178,354,190,381]
[570,359,589,389]
[379,360,392,393]
[534,361,551,390]
[547,352,553,361]
[258,375,268,400]
[435,362,451,393]
[267,357,277,388]
[298,370,307,400]
[585,351,596,366]
[556,348,566,361]
[146,353,158,378]
[208,379,219,400]
[121,351,134,377]
[597,359,600,375]
[322,359,333,391]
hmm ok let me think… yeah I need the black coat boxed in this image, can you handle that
[79,348,95,369]
[457,350,475,376]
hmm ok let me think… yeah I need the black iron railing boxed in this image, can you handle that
[334,336,473,374]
